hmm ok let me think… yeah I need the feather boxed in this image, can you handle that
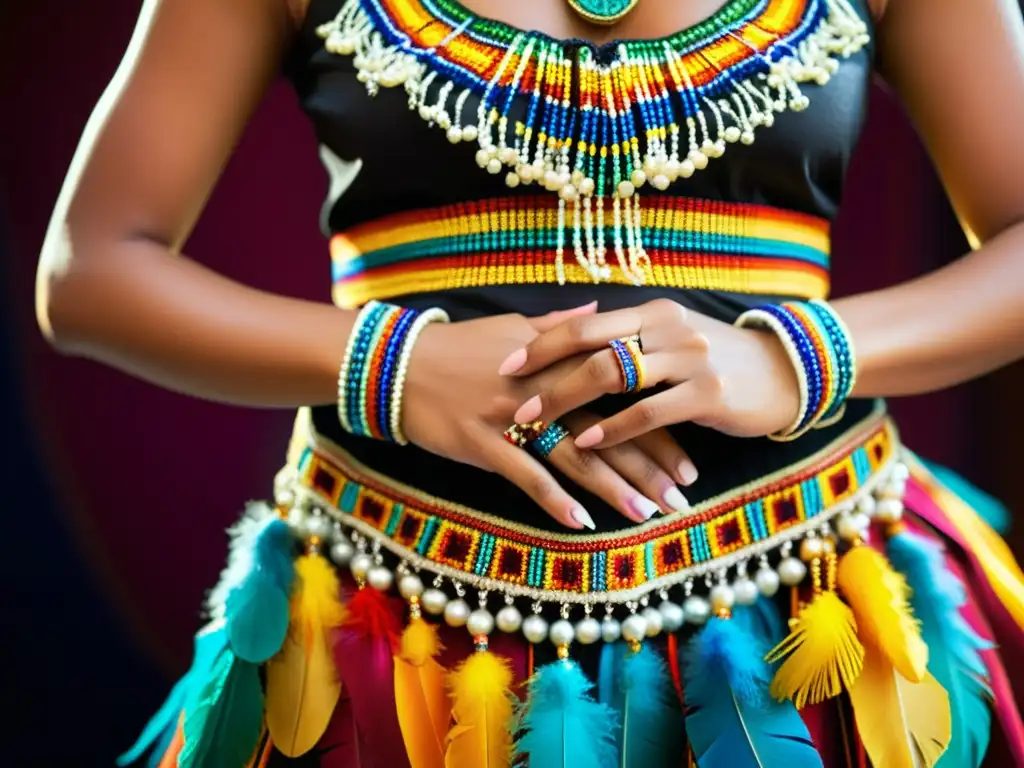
[265,552,347,758]
[734,600,784,647]
[334,587,410,767]
[887,530,993,767]
[614,644,685,767]
[514,659,618,768]
[445,649,515,768]
[394,618,451,768]
[837,542,929,683]
[317,690,372,768]
[919,458,1010,535]
[848,640,952,768]
[118,623,228,766]
[179,645,264,768]
[225,516,296,663]
[684,617,823,768]
[155,719,184,768]
[766,590,864,707]
[206,502,277,620]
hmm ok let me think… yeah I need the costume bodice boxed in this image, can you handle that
[283,0,880,532]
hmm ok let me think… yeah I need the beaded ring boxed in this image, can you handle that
[530,422,572,458]
[503,421,546,448]
[609,336,645,394]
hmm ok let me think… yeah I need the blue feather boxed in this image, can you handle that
[684,617,823,768]
[919,458,1010,535]
[225,516,296,663]
[597,641,626,708]
[117,623,229,766]
[617,645,686,767]
[733,599,784,647]
[514,659,618,768]
[887,530,993,767]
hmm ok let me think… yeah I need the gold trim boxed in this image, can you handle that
[566,0,641,26]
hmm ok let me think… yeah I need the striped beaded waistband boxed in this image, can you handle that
[280,401,897,605]
[329,195,832,308]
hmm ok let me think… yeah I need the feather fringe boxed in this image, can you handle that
[206,502,276,620]
[445,649,515,768]
[614,644,685,768]
[394,618,451,768]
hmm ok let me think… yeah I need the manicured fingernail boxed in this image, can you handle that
[631,496,661,520]
[662,486,690,512]
[575,426,603,449]
[571,506,596,530]
[678,460,699,486]
[498,348,527,376]
[514,396,542,424]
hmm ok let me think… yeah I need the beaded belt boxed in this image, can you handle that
[329,195,831,309]
[278,401,898,613]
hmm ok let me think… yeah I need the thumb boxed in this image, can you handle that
[527,301,598,332]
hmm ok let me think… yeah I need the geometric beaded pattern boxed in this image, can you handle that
[300,403,896,595]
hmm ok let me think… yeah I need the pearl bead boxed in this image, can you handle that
[474,148,490,167]
[641,607,663,637]
[461,125,478,142]
[892,462,910,482]
[444,598,470,627]
[275,488,295,508]
[799,538,825,561]
[421,588,448,615]
[518,165,535,182]
[857,495,877,517]
[329,539,354,566]
[630,169,647,188]
[658,601,685,632]
[879,479,907,500]
[755,566,780,597]
[367,566,393,592]
[683,595,711,625]
[304,515,332,540]
[522,614,549,644]
[549,619,575,647]
[446,127,463,143]
[680,159,696,178]
[486,158,502,174]
[836,515,862,542]
[467,609,495,636]
[652,174,670,190]
[875,497,904,524]
[621,613,649,642]
[617,180,635,198]
[397,574,424,600]
[689,150,709,170]
[709,584,735,613]
[559,184,579,201]
[499,147,517,164]
[575,617,601,645]
[505,172,520,188]
[778,556,808,586]
[496,605,523,633]
[733,577,759,606]
[601,618,622,643]
[287,506,305,529]
[350,553,372,581]
[579,178,595,196]
[851,512,871,532]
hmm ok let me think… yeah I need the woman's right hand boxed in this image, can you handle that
[401,308,695,530]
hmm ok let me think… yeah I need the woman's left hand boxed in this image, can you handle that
[498,298,803,450]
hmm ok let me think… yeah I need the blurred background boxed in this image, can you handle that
[2,2,1022,766]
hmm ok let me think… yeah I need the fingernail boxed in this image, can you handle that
[630,496,661,520]
[514,396,542,424]
[498,348,527,376]
[571,506,596,530]
[662,486,690,512]
[575,426,603,449]
[678,460,699,486]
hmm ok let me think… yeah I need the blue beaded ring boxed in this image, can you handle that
[531,422,572,458]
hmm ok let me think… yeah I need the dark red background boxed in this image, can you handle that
[1,2,1021,765]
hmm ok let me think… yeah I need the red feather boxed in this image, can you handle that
[317,690,372,768]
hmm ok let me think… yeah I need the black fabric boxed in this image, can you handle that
[283,0,880,532]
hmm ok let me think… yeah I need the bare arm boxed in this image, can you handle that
[834,0,1024,397]
[36,0,351,407]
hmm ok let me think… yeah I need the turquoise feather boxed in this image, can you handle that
[117,623,228,766]
[224,516,296,663]
[179,643,264,768]
[887,529,993,767]
[919,457,1010,534]
[684,617,823,768]
[733,599,784,647]
[514,659,618,768]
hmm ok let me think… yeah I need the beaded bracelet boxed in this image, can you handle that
[735,299,856,441]
[337,301,450,444]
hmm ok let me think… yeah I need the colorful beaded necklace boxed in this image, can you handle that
[566,0,640,26]
[317,0,869,286]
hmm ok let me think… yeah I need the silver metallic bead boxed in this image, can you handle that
[641,606,663,637]
[274,487,295,508]
[755,566,781,597]
[549,619,575,647]
[850,512,872,533]
[421,587,448,615]
[522,614,549,644]
[495,605,523,633]
[467,609,495,636]
[397,573,424,600]
[575,617,601,644]
[891,462,910,482]
[778,556,808,586]
[444,598,470,627]
[329,538,354,567]
[304,514,332,540]
[350,553,373,582]
[682,595,711,625]
[621,613,649,642]
[856,494,877,517]
[875,497,904,524]
[367,565,393,592]
[709,583,735,613]
[733,577,759,606]
[836,515,863,542]
[601,617,622,643]
[658,601,685,632]
[799,537,825,560]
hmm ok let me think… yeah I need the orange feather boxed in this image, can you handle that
[394,619,452,768]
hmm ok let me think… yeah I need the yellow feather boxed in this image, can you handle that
[849,640,952,768]
[837,543,929,683]
[767,590,864,708]
[265,553,346,757]
[444,650,514,768]
[394,619,452,768]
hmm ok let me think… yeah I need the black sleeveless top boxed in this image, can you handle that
[283,0,879,532]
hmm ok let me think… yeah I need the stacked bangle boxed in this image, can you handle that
[338,300,450,444]
[735,299,856,441]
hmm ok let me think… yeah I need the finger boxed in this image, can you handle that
[482,433,596,530]
[542,426,661,524]
[630,428,699,487]
[525,301,599,332]
[564,412,689,514]
[575,380,713,450]
[500,308,645,376]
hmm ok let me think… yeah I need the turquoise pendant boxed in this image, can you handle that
[567,0,640,25]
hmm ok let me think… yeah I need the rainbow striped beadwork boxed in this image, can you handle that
[531,422,572,458]
[736,299,857,440]
[609,336,645,393]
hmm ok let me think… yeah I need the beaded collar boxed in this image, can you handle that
[317,0,870,286]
